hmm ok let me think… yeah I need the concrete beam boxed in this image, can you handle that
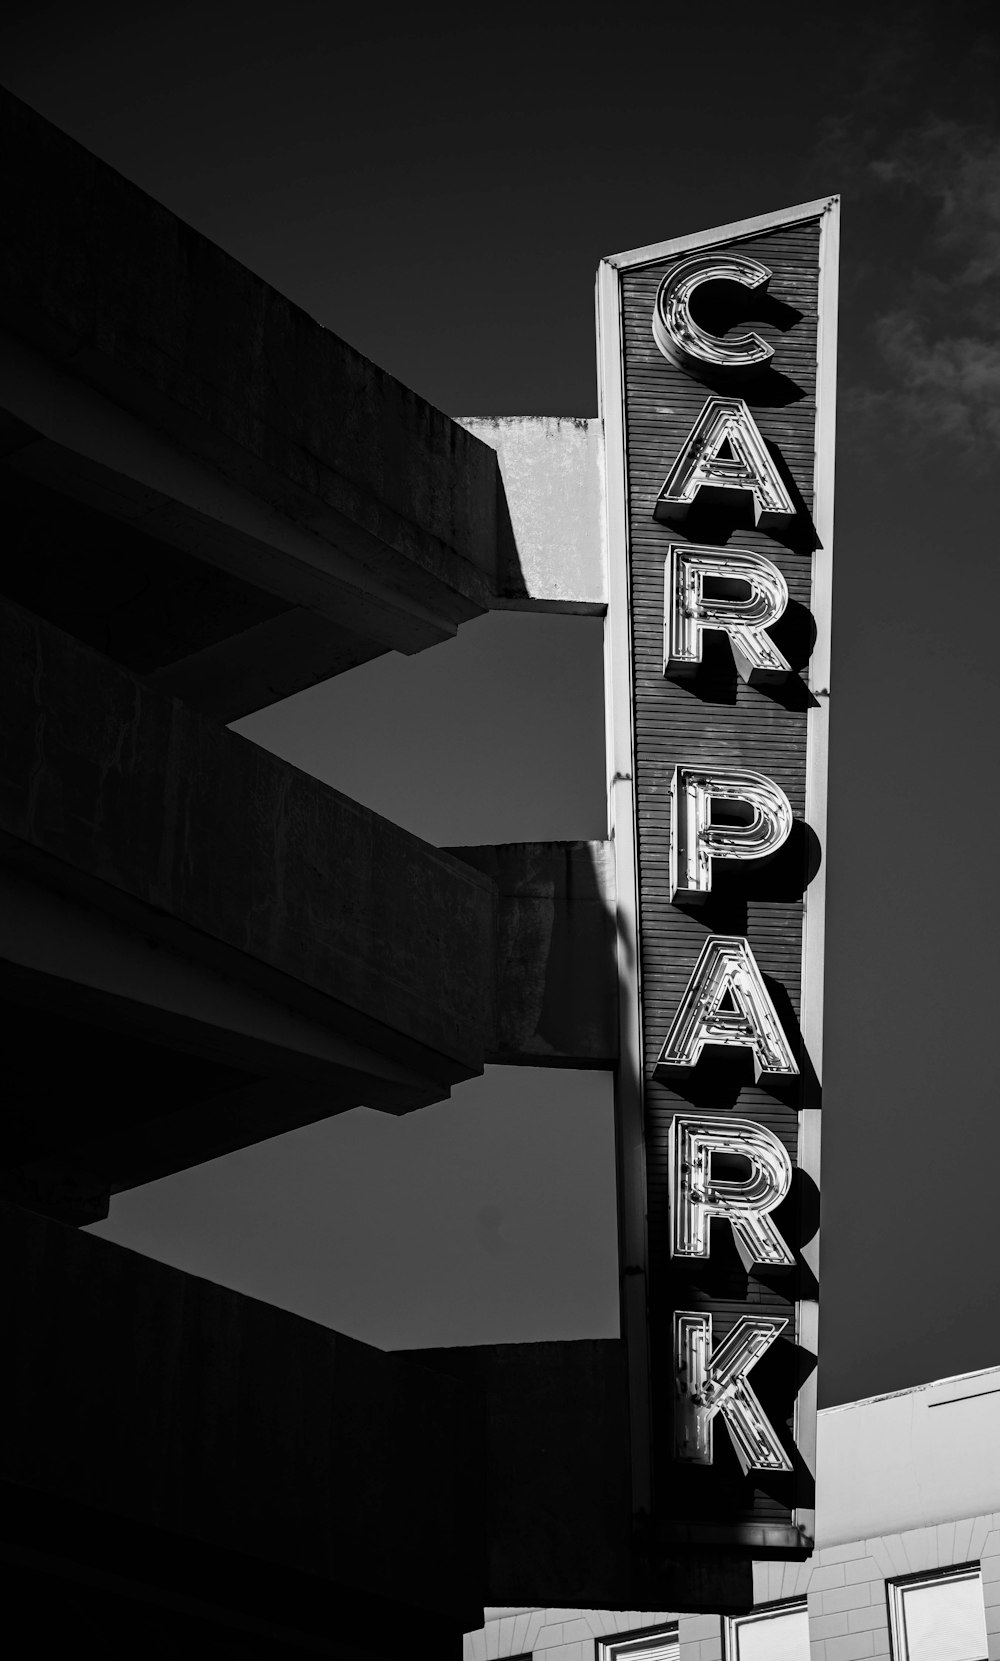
[1,834,618,1197]
[0,89,516,718]
[0,608,621,1194]
[1,863,442,1100]
[0,861,449,1204]
[0,598,497,1093]
[458,417,606,612]
[450,841,618,1066]
[0,1201,486,1648]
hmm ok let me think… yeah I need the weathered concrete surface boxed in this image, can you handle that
[0,606,625,1196]
[0,859,452,1206]
[0,597,497,1085]
[450,841,617,1065]
[0,828,620,1198]
[1,861,441,1098]
[458,417,606,611]
[0,442,389,722]
[409,1340,630,1607]
[0,326,488,660]
[0,89,519,717]
[406,1340,754,1612]
[0,1200,486,1648]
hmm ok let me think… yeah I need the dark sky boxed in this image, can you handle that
[5,0,1000,1408]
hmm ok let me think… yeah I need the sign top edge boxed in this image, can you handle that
[600,195,840,272]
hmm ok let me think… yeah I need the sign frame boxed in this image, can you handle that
[597,196,839,1551]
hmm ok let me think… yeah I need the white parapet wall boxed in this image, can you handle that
[816,1367,1000,1547]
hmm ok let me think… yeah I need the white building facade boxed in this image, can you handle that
[466,1367,1000,1661]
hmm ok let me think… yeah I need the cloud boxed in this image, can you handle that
[867,312,1000,451]
[860,118,1000,460]
[871,119,1000,287]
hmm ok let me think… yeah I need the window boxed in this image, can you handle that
[726,1602,810,1661]
[889,1567,988,1661]
[600,1626,679,1661]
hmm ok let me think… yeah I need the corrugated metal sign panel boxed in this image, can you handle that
[599,200,838,1559]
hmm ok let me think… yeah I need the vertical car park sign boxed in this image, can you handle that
[598,199,838,1557]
